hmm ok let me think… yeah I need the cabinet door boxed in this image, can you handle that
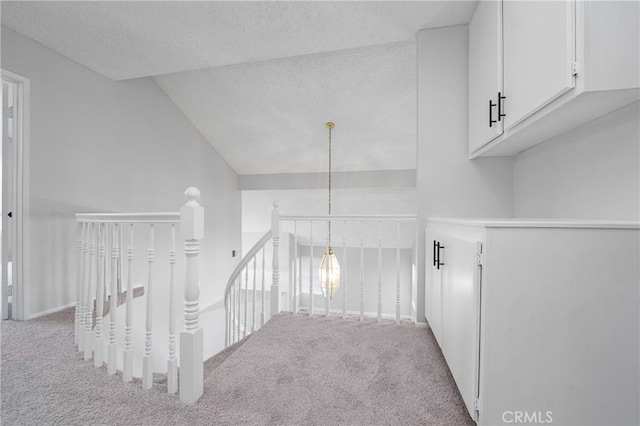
[425,230,444,345]
[503,0,575,131]
[441,236,481,420]
[469,0,503,153]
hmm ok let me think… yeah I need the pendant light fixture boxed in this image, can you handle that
[319,122,340,299]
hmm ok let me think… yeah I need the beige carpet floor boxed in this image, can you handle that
[1,309,474,425]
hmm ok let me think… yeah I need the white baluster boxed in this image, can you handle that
[84,223,96,361]
[243,266,248,338]
[78,222,88,352]
[343,221,347,320]
[229,281,236,345]
[396,221,401,324]
[309,220,313,317]
[123,224,134,383]
[168,224,178,394]
[229,282,233,346]
[359,221,364,321]
[260,246,265,327]
[232,278,237,344]
[236,276,241,341]
[94,223,106,368]
[108,223,119,374]
[118,225,124,294]
[251,256,257,332]
[180,187,204,404]
[75,222,83,346]
[225,294,229,348]
[143,224,155,390]
[226,287,230,346]
[271,201,280,318]
[288,247,292,313]
[298,254,302,313]
[377,221,383,322]
[292,220,298,314]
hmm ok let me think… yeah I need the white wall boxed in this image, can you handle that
[416,25,513,323]
[1,27,242,319]
[514,102,640,220]
[239,169,415,191]
[242,187,417,234]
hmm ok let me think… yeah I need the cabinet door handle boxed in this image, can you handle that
[436,242,445,270]
[498,92,506,121]
[489,99,497,127]
[433,240,438,267]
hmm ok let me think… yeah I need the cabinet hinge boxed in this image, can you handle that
[3,106,14,119]
[476,252,484,266]
[474,397,481,413]
[571,61,579,76]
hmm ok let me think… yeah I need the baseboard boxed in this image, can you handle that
[28,302,76,320]
[415,321,429,329]
[295,306,414,322]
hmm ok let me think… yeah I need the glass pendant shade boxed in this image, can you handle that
[319,247,340,299]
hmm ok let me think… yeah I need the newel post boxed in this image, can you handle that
[179,187,204,404]
[271,201,280,317]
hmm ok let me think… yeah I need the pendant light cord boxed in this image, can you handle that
[328,125,332,249]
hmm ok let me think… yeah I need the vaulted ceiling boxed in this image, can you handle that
[1,1,477,175]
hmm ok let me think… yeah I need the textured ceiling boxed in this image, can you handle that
[155,41,418,174]
[1,1,478,175]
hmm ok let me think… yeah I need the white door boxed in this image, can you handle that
[441,236,481,420]
[469,0,504,153]
[1,80,14,320]
[425,230,444,345]
[503,0,575,131]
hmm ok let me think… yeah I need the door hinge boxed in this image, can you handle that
[474,397,481,413]
[476,252,484,266]
[3,106,14,119]
[571,61,579,76]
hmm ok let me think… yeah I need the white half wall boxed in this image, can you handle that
[1,26,242,319]
[416,25,513,323]
[514,101,640,220]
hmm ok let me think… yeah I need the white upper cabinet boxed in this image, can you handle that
[469,0,503,152]
[469,0,639,158]
[502,1,575,131]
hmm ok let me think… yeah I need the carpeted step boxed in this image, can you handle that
[203,334,252,377]
[101,285,145,316]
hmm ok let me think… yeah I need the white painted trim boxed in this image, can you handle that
[1,69,29,321]
[427,217,640,229]
[281,214,417,223]
[415,321,429,328]
[28,302,76,320]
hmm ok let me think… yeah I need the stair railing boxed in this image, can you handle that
[224,201,417,349]
[224,201,281,347]
[279,213,417,323]
[74,187,204,404]
[224,230,271,346]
